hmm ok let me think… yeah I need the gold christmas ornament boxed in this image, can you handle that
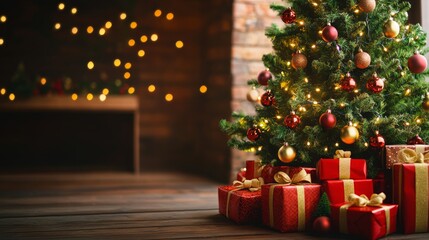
[383,18,400,38]
[354,48,371,69]
[341,122,360,144]
[358,0,376,13]
[291,51,308,70]
[278,143,296,163]
[423,93,429,111]
[246,87,260,103]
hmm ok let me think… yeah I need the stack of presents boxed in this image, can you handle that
[218,144,429,239]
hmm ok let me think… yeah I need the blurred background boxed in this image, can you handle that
[0,0,426,182]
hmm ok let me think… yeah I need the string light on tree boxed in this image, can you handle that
[199,85,208,94]
[119,13,127,20]
[166,13,174,20]
[154,9,162,17]
[54,23,61,30]
[148,84,156,93]
[175,41,184,48]
[151,34,158,41]
[422,93,429,111]
[58,3,65,10]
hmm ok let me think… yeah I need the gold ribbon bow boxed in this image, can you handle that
[273,169,312,185]
[398,148,429,164]
[232,177,264,192]
[347,192,386,207]
[334,150,352,158]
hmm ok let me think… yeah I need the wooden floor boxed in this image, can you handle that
[1,172,429,239]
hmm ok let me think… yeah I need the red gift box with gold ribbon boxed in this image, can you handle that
[331,201,398,240]
[317,158,367,181]
[324,179,373,204]
[261,169,321,232]
[392,163,429,233]
[218,178,263,224]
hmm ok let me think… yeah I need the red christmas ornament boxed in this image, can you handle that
[340,73,356,92]
[319,109,337,129]
[407,134,425,145]
[284,111,301,129]
[313,216,331,233]
[369,131,386,149]
[257,70,272,86]
[260,91,275,107]
[366,73,384,93]
[247,127,261,141]
[408,52,428,74]
[322,24,338,42]
[281,8,296,24]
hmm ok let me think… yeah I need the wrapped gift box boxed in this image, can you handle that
[317,158,367,180]
[331,203,398,240]
[261,165,317,184]
[261,183,321,232]
[325,179,373,204]
[245,160,262,180]
[218,186,261,224]
[392,163,429,233]
[384,145,429,169]
[236,169,246,182]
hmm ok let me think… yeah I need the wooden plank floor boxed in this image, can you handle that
[0,172,429,239]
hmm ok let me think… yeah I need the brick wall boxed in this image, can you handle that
[230,0,283,180]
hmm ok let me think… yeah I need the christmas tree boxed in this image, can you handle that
[220,0,428,175]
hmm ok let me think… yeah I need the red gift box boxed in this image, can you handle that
[384,145,429,169]
[236,169,246,182]
[261,165,317,183]
[245,160,263,180]
[325,179,373,204]
[317,158,367,180]
[392,163,429,233]
[331,203,398,240]
[218,186,261,224]
[261,184,321,232]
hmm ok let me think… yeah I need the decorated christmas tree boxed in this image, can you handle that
[220,0,428,175]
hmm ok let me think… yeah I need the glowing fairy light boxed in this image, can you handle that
[105,21,112,29]
[166,13,174,20]
[54,23,61,30]
[199,85,207,93]
[86,93,93,101]
[128,87,135,94]
[71,93,78,101]
[138,50,145,57]
[58,3,65,10]
[140,35,148,43]
[175,41,184,48]
[148,85,156,92]
[151,34,158,41]
[154,9,162,17]
[165,93,173,101]
[87,26,94,34]
[120,13,127,20]
[114,59,121,67]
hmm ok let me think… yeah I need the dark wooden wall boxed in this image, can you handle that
[0,0,233,181]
